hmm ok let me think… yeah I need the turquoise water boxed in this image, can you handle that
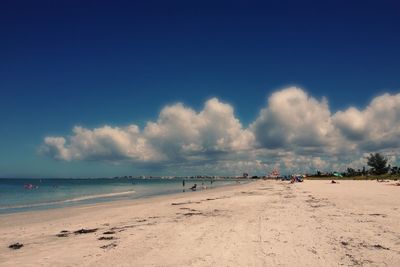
[0,178,239,214]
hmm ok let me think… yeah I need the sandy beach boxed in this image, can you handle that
[1,180,399,266]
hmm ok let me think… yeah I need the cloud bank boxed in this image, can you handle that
[41,87,400,174]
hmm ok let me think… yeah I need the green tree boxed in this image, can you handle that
[367,153,388,175]
[347,168,356,176]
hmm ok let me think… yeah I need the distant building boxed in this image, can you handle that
[267,169,280,179]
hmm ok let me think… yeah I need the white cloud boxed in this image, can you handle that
[42,98,253,164]
[333,107,367,141]
[333,92,400,151]
[144,98,253,158]
[42,137,71,161]
[42,87,400,174]
[42,125,161,162]
[251,87,335,149]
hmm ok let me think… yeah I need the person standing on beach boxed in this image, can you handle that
[182,179,185,192]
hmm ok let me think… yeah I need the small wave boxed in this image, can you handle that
[61,191,136,202]
[0,190,136,210]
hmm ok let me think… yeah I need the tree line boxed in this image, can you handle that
[315,153,400,177]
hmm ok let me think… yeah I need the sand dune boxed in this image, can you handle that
[1,180,399,266]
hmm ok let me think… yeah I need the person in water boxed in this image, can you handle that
[190,184,197,191]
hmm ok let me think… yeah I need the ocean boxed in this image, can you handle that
[0,178,240,214]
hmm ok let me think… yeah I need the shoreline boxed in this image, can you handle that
[0,180,250,223]
[1,180,399,266]
[0,179,246,215]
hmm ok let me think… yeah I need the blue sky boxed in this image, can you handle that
[1,0,400,178]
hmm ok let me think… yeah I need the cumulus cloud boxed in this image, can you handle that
[42,98,253,165]
[333,92,400,151]
[42,125,161,162]
[144,98,253,159]
[251,87,335,149]
[333,107,367,141]
[41,87,400,174]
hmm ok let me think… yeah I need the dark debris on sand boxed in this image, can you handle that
[9,243,23,250]
[56,230,71,237]
[103,231,116,235]
[56,233,69,237]
[183,212,203,216]
[372,244,390,250]
[100,242,117,249]
[98,236,117,240]
[171,201,201,205]
[74,228,98,234]
[171,202,187,206]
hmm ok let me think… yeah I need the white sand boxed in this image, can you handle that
[1,180,399,266]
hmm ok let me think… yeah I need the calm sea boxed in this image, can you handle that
[0,178,239,214]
